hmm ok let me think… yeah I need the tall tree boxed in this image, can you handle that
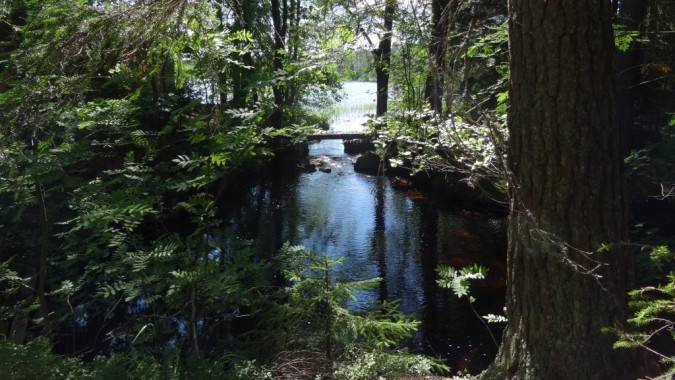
[269,0,309,127]
[424,0,450,114]
[271,0,287,129]
[372,0,395,116]
[226,0,258,108]
[480,0,657,379]
[337,0,396,117]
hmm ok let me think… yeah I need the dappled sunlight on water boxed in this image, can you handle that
[225,82,506,375]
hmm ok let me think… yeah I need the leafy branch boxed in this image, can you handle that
[436,264,506,348]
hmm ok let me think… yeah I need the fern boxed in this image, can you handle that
[98,281,126,299]
[609,245,675,378]
[436,264,489,300]
[436,263,506,348]
[483,313,508,323]
[172,154,201,171]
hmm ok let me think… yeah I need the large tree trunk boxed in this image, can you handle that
[481,0,656,379]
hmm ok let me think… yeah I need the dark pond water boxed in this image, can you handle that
[226,82,507,374]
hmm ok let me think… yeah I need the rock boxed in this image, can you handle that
[297,162,317,173]
[343,139,375,155]
[303,156,334,174]
[354,151,385,175]
[390,176,413,189]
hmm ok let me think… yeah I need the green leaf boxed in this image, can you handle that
[483,314,507,323]
[210,153,228,167]
[496,91,509,104]
[613,24,640,52]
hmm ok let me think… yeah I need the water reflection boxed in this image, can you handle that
[225,82,506,374]
[226,144,505,373]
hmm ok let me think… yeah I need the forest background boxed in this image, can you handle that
[0,0,673,379]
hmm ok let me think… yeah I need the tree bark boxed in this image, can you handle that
[425,0,450,114]
[285,0,301,107]
[228,0,260,108]
[373,0,395,117]
[271,0,287,129]
[37,183,51,336]
[481,1,656,379]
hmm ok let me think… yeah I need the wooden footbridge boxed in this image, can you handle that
[306,131,369,140]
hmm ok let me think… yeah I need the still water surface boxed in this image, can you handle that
[229,82,506,374]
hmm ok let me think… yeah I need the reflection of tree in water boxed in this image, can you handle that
[222,137,507,372]
[249,181,286,258]
[373,176,387,300]
[418,203,439,355]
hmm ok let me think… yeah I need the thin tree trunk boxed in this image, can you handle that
[190,283,199,354]
[216,3,228,107]
[37,183,51,336]
[9,284,32,344]
[271,0,287,129]
[373,0,395,117]
[285,0,300,107]
[481,0,657,378]
[425,0,450,114]
[231,0,255,108]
